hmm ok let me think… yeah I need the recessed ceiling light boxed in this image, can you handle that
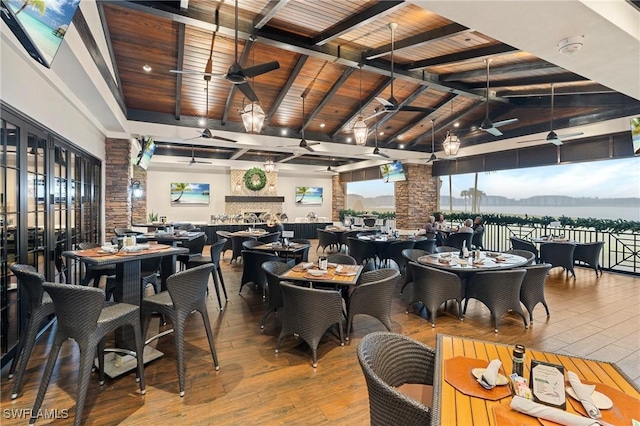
[320,123,325,128]
[398,144,405,149]
[346,137,352,143]
[143,64,152,72]
[379,131,384,136]
[280,128,288,136]
[198,118,206,126]
[453,122,460,128]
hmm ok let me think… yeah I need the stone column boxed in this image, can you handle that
[394,163,438,229]
[332,175,346,222]
[105,138,132,240]
[131,167,147,225]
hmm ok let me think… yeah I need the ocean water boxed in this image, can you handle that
[171,192,209,204]
[445,205,639,221]
[297,194,323,205]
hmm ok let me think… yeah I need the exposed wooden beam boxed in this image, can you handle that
[180,0,188,10]
[230,148,249,160]
[330,77,392,137]
[440,60,560,82]
[384,93,456,144]
[365,23,470,60]
[221,41,254,125]
[498,83,615,97]
[174,23,186,120]
[302,67,355,130]
[369,85,431,135]
[277,153,301,163]
[511,93,639,108]
[407,44,518,70]
[466,73,589,89]
[253,0,290,29]
[311,1,405,46]
[265,54,308,125]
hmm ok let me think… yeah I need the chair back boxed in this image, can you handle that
[435,246,459,253]
[381,240,415,270]
[140,256,163,277]
[182,234,207,255]
[42,282,106,340]
[317,229,339,249]
[470,269,527,305]
[363,218,377,227]
[77,242,100,250]
[243,239,262,250]
[413,238,436,253]
[114,228,143,237]
[261,261,291,310]
[444,232,473,250]
[340,230,360,247]
[209,238,228,265]
[327,253,357,265]
[241,250,280,289]
[280,282,343,327]
[504,249,535,265]
[357,332,434,425]
[9,264,47,308]
[231,235,257,260]
[521,263,552,296]
[402,248,430,264]
[409,262,463,305]
[573,241,604,268]
[356,230,377,237]
[166,264,215,311]
[539,242,576,269]
[347,237,377,265]
[258,232,281,244]
[291,238,311,262]
[510,237,539,259]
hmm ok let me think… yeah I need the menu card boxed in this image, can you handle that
[529,360,566,410]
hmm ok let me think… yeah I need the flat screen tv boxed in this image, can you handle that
[380,162,406,182]
[631,117,640,156]
[1,0,79,68]
[137,138,156,171]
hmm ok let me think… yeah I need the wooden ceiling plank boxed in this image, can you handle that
[330,77,392,137]
[406,98,483,147]
[311,1,405,46]
[221,41,254,125]
[371,85,430,132]
[230,148,249,160]
[365,23,471,60]
[511,93,638,109]
[253,0,291,30]
[174,23,186,120]
[440,60,561,82]
[302,67,355,130]
[407,44,518,70]
[498,83,616,97]
[265,54,308,125]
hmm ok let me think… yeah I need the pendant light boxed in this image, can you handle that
[352,64,368,145]
[442,98,460,156]
[428,119,437,163]
[240,46,266,133]
[263,158,275,173]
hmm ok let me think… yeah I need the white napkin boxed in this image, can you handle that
[479,359,501,389]
[335,265,343,273]
[100,245,118,253]
[568,371,601,420]
[299,262,314,270]
[510,396,599,426]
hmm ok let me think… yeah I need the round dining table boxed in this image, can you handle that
[417,251,529,272]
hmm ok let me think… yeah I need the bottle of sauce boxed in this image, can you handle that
[512,344,526,377]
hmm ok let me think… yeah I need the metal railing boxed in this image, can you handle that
[481,223,639,275]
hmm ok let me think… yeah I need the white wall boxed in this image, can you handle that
[144,166,333,223]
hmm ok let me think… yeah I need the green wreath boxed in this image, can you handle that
[243,167,267,191]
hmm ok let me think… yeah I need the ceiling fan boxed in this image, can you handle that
[279,88,320,152]
[179,145,213,166]
[185,80,237,142]
[316,165,338,174]
[518,84,584,146]
[478,59,518,136]
[368,112,390,159]
[366,23,435,121]
[426,119,438,163]
[169,0,279,103]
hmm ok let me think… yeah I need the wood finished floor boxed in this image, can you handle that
[1,243,639,425]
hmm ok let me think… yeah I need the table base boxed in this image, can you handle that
[96,346,164,378]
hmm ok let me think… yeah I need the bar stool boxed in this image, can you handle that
[186,238,229,310]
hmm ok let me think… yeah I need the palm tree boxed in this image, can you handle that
[380,164,392,183]
[15,0,46,15]
[460,189,470,210]
[296,187,309,203]
[171,183,191,203]
[474,189,486,212]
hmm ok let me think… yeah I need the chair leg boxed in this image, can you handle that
[97,338,106,385]
[173,316,187,397]
[217,265,228,300]
[131,320,146,394]
[210,270,223,310]
[199,308,220,370]
[73,345,97,426]
[29,338,63,425]
[11,312,41,398]
[261,308,275,330]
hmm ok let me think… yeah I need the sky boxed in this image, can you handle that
[347,157,640,200]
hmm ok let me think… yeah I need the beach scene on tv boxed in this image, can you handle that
[380,162,406,182]
[295,186,323,205]
[6,0,80,64]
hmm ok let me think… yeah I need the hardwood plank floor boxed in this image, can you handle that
[2,243,639,425]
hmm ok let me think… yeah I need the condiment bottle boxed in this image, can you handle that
[512,344,525,377]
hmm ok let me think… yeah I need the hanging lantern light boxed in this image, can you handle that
[352,116,368,145]
[263,158,275,173]
[442,130,460,156]
[240,102,266,134]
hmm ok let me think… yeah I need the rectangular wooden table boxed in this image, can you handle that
[250,242,310,260]
[432,334,640,425]
[279,264,363,287]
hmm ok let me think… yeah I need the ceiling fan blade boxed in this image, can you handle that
[303,144,315,152]
[399,106,437,113]
[482,126,503,137]
[375,96,395,108]
[556,131,583,139]
[236,82,259,102]
[364,109,388,121]
[242,61,280,78]
[306,142,320,146]
[548,137,563,146]
[493,118,519,128]
[169,69,226,77]
[211,135,238,143]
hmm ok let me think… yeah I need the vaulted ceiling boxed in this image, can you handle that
[87,0,640,169]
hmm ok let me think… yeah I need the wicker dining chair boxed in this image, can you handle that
[357,332,435,426]
[185,238,229,310]
[327,253,357,265]
[32,283,145,425]
[399,248,431,294]
[510,237,539,262]
[291,238,311,263]
[573,241,604,277]
[141,264,218,397]
[276,282,344,368]
[504,249,536,265]
[463,269,528,332]
[317,229,339,253]
[520,263,552,321]
[230,235,257,264]
[443,232,473,250]
[539,242,577,278]
[240,250,280,299]
[407,262,463,327]
[176,233,207,270]
[7,265,55,400]
[260,261,291,329]
[346,269,399,340]
[76,242,116,286]
[347,237,377,268]
[379,240,415,270]
[413,238,437,254]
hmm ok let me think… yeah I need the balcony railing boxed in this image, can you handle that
[481,223,639,275]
